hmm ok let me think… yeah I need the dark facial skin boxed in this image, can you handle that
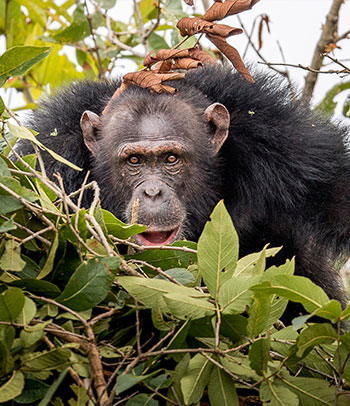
[81,91,230,245]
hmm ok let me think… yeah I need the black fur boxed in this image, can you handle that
[19,65,350,308]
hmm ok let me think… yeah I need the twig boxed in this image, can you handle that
[129,259,184,286]
[109,235,197,254]
[258,61,349,75]
[301,0,345,104]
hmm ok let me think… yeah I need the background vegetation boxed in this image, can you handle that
[0,0,350,405]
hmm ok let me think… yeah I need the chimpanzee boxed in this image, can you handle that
[17,64,350,308]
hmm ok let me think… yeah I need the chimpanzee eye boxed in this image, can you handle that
[166,154,178,165]
[127,155,141,166]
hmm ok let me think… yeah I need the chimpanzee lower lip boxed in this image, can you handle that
[135,226,181,246]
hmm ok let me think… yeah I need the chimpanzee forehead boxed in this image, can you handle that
[102,96,207,143]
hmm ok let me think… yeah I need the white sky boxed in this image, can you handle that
[1,0,350,120]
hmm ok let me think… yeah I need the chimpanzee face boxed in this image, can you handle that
[80,90,230,245]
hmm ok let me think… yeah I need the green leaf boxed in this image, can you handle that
[154,268,195,285]
[208,367,239,406]
[37,233,59,279]
[0,46,51,86]
[21,348,71,379]
[0,370,25,402]
[251,274,330,313]
[125,393,158,406]
[247,294,271,337]
[37,368,69,406]
[147,32,169,51]
[56,256,120,311]
[278,374,336,405]
[235,246,281,276]
[16,296,37,325]
[180,353,213,405]
[198,200,239,299]
[0,239,26,271]
[163,292,215,320]
[53,4,90,43]
[311,299,342,322]
[316,81,350,116]
[249,336,271,376]
[14,379,49,404]
[118,276,209,314]
[20,322,48,348]
[296,323,337,358]
[116,372,157,395]
[219,275,259,314]
[0,287,25,322]
[8,123,82,171]
[0,96,4,115]
[260,379,299,406]
[101,209,146,239]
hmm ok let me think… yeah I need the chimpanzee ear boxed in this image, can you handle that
[204,103,230,154]
[80,110,101,155]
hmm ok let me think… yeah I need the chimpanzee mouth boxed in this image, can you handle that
[135,225,181,246]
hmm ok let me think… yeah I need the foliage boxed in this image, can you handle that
[0,124,349,404]
[0,1,350,405]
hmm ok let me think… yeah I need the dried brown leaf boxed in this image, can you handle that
[144,49,191,67]
[207,34,254,83]
[203,0,260,22]
[258,14,270,50]
[123,71,185,94]
[152,60,173,72]
[172,57,202,70]
[177,17,242,37]
[189,48,216,65]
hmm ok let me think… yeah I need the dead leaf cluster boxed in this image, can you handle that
[114,0,259,98]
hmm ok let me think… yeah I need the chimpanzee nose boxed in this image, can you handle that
[143,181,163,200]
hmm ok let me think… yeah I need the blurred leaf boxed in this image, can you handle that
[53,4,90,43]
[0,46,51,86]
[316,81,350,116]
[116,372,157,395]
[0,239,26,271]
[0,287,25,322]
[0,370,25,402]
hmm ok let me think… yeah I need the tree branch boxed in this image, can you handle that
[301,0,344,104]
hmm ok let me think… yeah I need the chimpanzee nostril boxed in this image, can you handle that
[144,186,161,198]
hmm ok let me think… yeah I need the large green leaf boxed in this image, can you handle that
[208,367,239,406]
[260,379,298,406]
[0,46,51,86]
[296,323,337,358]
[180,354,213,405]
[118,276,210,315]
[198,200,239,299]
[251,274,330,313]
[218,275,259,314]
[0,287,25,322]
[56,256,120,310]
